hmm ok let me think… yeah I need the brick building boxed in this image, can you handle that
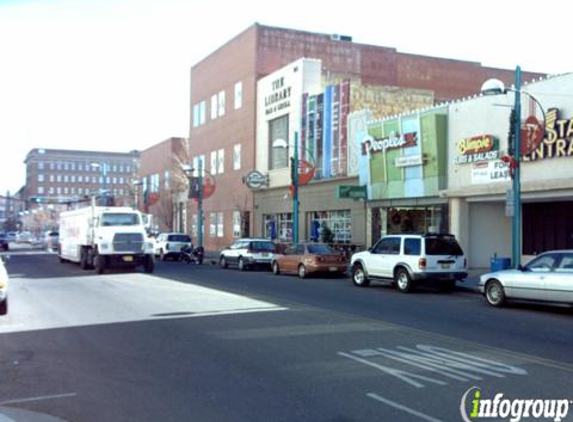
[137,137,189,233]
[189,23,544,251]
[24,148,140,209]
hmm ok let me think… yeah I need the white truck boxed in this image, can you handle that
[58,205,155,274]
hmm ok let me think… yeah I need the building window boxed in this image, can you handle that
[57,187,61,194]
[78,175,83,183]
[120,177,124,184]
[57,175,62,182]
[112,177,117,184]
[78,188,83,195]
[50,162,55,170]
[38,174,44,182]
[64,187,69,194]
[233,211,241,238]
[164,170,169,189]
[234,81,242,110]
[71,175,76,183]
[193,104,199,127]
[49,175,54,182]
[233,143,241,170]
[192,214,198,237]
[217,212,224,237]
[209,212,217,237]
[210,151,217,175]
[199,101,206,125]
[64,175,69,183]
[263,213,293,242]
[49,187,54,194]
[71,187,76,194]
[38,161,44,170]
[269,115,289,170]
[38,186,44,194]
[211,95,217,120]
[218,90,225,117]
[309,210,352,243]
[217,149,224,174]
[64,162,69,171]
[71,163,76,171]
[79,163,83,171]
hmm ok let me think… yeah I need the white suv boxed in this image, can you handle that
[154,233,192,261]
[350,233,467,292]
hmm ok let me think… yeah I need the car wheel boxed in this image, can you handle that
[272,261,280,275]
[0,299,7,316]
[352,264,370,287]
[95,254,106,275]
[220,256,228,269]
[395,268,413,293]
[485,280,506,307]
[238,257,248,271]
[298,264,307,279]
[144,255,155,274]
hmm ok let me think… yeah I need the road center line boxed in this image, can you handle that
[0,393,77,406]
[367,393,445,422]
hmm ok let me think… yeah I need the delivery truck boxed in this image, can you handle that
[59,205,155,274]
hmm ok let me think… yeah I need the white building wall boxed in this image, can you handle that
[256,58,322,188]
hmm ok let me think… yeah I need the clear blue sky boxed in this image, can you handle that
[0,0,570,195]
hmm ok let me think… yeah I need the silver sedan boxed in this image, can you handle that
[479,250,573,307]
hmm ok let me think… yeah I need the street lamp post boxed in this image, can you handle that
[481,66,545,268]
[90,162,108,206]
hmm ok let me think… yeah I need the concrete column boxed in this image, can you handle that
[449,197,469,262]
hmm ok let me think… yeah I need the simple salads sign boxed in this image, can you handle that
[455,135,500,164]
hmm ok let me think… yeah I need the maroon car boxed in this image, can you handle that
[272,243,347,278]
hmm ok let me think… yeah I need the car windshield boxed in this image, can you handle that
[251,241,275,252]
[307,244,335,255]
[100,213,140,226]
[425,237,463,256]
[168,234,191,242]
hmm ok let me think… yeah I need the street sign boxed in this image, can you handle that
[505,188,514,217]
[336,185,367,200]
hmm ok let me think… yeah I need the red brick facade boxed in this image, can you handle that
[189,24,544,251]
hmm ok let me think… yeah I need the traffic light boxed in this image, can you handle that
[508,108,516,156]
[290,157,297,186]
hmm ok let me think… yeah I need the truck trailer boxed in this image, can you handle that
[59,205,155,274]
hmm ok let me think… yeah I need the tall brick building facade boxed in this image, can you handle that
[189,23,544,251]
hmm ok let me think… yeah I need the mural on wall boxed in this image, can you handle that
[300,80,350,180]
[357,110,448,200]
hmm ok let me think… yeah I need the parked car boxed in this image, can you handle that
[272,243,348,278]
[153,233,193,261]
[479,250,573,307]
[0,255,9,315]
[0,234,9,251]
[43,230,59,252]
[219,238,276,271]
[350,233,467,292]
[15,231,32,243]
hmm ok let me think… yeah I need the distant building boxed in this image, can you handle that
[23,148,140,209]
[137,137,188,233]
[189,23,544,250]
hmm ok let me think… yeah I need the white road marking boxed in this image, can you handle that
[367,393,446,422]
[0,392,77,406]
[338,352,447,388]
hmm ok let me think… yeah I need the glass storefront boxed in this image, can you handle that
[372,205,448,242]
[308,210,352,243]
[263,213,293,242]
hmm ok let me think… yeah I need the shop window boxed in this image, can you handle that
[233,211,241,238]
[309,210,351,243]
[264,213,292,242]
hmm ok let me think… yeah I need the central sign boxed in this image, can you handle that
[454,135,499,164]
[360,132,417,156]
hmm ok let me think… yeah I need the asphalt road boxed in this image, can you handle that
[1,251,573,422]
